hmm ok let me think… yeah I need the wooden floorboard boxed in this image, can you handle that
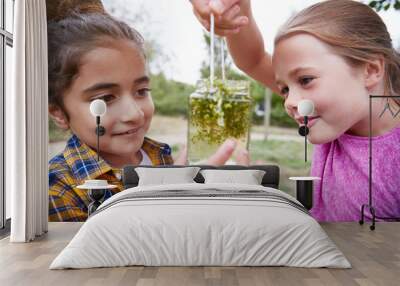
[0,222,398,286]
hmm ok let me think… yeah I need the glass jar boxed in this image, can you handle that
[187,79,252,164]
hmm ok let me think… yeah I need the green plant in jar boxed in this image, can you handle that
[187,79,252,163]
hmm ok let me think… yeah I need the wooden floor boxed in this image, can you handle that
[0,222,398,286]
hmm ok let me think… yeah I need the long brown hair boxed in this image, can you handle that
[275,0,400,100]
[46,0,105,22]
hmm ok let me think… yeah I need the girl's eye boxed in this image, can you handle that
[96,94,115,103]
[299,76,314,86]
[137,88,151,97]
[280,86,289,96]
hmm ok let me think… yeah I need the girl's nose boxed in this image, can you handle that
[119,96,144,123]
[284,92,303,116]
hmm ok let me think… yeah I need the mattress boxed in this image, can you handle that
[50,183,351,269]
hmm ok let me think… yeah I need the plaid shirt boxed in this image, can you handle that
[49,134,173,222]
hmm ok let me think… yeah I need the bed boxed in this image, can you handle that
[49,165,350,269]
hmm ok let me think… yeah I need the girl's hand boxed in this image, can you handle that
[173,139,250,166]
[190,0,251,36]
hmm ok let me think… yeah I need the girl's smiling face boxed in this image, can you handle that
[272,33,370,144]
[53,39,154,166]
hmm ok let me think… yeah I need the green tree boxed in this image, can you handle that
[200,33,233,79]
[368,0,400,11]
[150,73,195,117]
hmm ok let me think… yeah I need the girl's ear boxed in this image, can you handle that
[49,105,69,130]
[363,56,385,91]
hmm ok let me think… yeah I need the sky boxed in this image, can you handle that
[103,0,400,85]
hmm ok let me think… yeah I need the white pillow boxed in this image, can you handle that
[135,167,201,186]
[200,169,266,185]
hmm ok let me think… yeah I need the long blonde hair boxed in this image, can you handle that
[275,0,400,99]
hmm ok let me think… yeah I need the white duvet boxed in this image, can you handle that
[50,183,351,269]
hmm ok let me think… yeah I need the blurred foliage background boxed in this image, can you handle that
[49,0,398,194]
[49,0,400,142]
[368,0,400,11]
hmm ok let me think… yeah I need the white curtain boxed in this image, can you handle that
[7,0,48,242]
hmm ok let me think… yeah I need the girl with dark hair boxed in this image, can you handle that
[48,9,249,222]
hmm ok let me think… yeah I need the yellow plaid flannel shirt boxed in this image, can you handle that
[49,134,174,222]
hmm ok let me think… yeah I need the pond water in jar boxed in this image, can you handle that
[187,79,252,164]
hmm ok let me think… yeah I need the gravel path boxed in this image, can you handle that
[48,132,302,160]
[49,115,302,159]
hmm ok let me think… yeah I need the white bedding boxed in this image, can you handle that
[50,183,351,269]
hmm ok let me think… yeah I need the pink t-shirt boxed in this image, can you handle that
[310,126,400,222]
